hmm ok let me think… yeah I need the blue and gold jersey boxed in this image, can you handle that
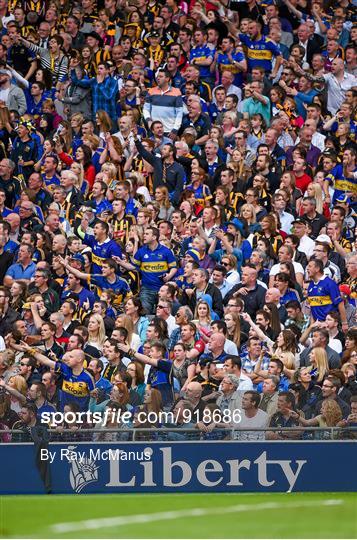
[217,50,245,86]
[148,359,174,406]
[84,235,123,274]
[307,276,342,321]
[239,34,281,72]
[190,45,215,78]
[132,243,177,291]
[55,362,95,412]
[90,274,132,308]
[326,164,357,204]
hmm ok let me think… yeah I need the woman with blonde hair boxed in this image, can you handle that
[154,186,174,220]
[222,111,238,144]
[101,162,117,185]
[309,347,329,384]
[292,399,342,428]
[305,182,330,218]
[277,351,296,372]
[70,161,85,193]
[341,362,356,387]
[239,203,260,234]
[87,314,106,352]
[1,375,28,413]
[115,314,141,350]
[82,134,101,152]
[192,300,212,341]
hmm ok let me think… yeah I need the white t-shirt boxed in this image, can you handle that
[234,409,269,440]
[224,339,239,356]
[270,262,304,278]
[299,235,315,259]
[238,372,253,392]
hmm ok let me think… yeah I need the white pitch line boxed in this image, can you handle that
[51,498,343,534]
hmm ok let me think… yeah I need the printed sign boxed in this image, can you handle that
[0,442,356,494]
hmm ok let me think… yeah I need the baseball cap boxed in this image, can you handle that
[69,253,85,266]
[22,302,32,310]
[81,201,96,213]
[292,217,308,225]
[335,194,351,205]
[339,284,351,296]
[147,31,160,38]
[322,149,337,158]
[316,234,332,246]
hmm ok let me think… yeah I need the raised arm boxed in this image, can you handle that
[6,65,30,89]
[58,255,90,280]
[281,0,303,20]
[18,342,56,369]
[0,379,26,404]
[241,312,274,350]
[117,343,159,367]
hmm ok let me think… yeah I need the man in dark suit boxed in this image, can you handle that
[293,23,323,66]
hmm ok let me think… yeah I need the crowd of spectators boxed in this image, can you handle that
[0,0,356,443]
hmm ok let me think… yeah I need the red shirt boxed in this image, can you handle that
[294,173,312,193]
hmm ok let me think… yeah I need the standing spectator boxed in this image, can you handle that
[71,62,118,119]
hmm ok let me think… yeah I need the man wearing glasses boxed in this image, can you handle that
[311,376,351,420]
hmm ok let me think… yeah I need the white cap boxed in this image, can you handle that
[316,234,332,246]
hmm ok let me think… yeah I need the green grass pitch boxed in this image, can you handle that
[0,492,356,538]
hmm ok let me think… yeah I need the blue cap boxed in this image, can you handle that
[335,194,351,204]
[70,253,85,266]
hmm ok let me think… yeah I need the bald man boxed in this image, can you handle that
[52,234,67,256]
[296,57,357,115]
[4,212,20,242]
[19,345,94,412]
[224,265,266,318]
[184,381,206,421]
[265,287,287,324]
[207,332,227,363]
